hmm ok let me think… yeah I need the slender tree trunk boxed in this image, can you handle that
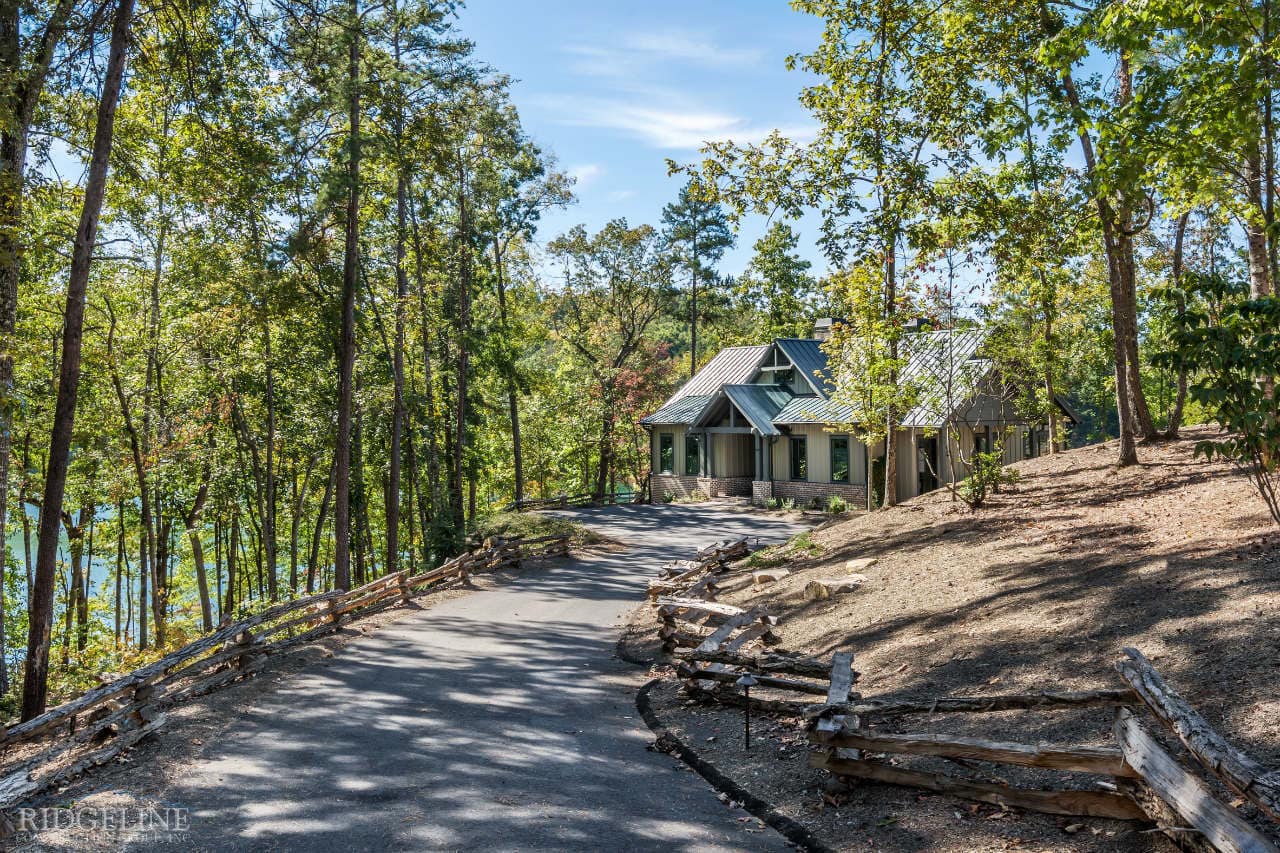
[386,16,407,577]
[21,432,32,599]
[264,323,277,600]
[22,0,133,720]
[308,455,335,593]
[493,242,524,503]
[185,461,213,632]
[451,170,471,535]
[79,501,92,651]
[333,0,360,592]
[1166,212,1190,439]
[115,497,124,646]
[1247,143,1273,298]
[224,504,239,616]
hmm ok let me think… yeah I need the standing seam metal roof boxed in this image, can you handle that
[721,385,790,436]
[774,339,835,398]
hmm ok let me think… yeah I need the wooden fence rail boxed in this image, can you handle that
[0,533,570,809]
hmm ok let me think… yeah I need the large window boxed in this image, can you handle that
[831,435,850,483]
[659,433,674,474]
[685,434,701,476]
[790,435,808,481]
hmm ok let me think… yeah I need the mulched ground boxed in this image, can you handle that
[646,426,1280,851]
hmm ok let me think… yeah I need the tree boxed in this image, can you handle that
[735,222,823,341]
[550,220,672,499]
[24,0,135,721]
[661,179,734,378]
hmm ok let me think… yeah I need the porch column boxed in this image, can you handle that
[753,432,763,481]
[703,430,711,477]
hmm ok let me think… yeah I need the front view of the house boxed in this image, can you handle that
[641,322,1073,509]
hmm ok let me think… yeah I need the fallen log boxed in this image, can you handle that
[1114,709,1277,853]
[656,598,750,620]
[813,728,1138,778]
[1117,647,1280,824]
[811,752,1147,821]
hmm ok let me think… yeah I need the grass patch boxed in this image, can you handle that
[743,530,825,569]
[473,511,605,547]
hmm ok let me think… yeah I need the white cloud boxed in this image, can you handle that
[565,29,766,75]
[542,96,813,150]
[609,189,637,202]
[568,163,604,187]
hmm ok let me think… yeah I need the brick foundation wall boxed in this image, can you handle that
[651,474,753,501]
[766,480,867,509]
[752,480,773,505]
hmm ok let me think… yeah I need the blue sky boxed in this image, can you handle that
[457,1,826,278]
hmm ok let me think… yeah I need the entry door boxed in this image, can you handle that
[917,436,938,494]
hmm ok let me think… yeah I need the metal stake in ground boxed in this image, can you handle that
[737,673,758,750]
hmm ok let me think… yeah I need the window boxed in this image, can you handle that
[659,433,674,474]
[831,436,850,483]
[974,431,989,455]
[790,435,808,481]
[685,434,701,476]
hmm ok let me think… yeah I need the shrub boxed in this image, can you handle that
[781,497,796,510]
[765,497,784,510]
[827,494,848,513]
[688,488,709,502]
[957,450,1018,508]
[662,489,676,504]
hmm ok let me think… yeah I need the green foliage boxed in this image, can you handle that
[956,449,1019,509]
[470,512,604,548]
[1153,273,1280,522]
[826,494,848,514]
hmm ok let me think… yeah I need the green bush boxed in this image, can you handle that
[827,494,848,513]
[957,450,1019,508]
[662,489,676,504]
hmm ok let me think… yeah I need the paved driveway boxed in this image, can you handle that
[135,503,809,852]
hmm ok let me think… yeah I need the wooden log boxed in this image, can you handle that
[807,688,1136,721]
[686,683,810,714]
[660,559,703,579]
[723,623,773,653]
[0,716,167,809]
[1114,709,1278,853]
[694,611,766,653]
[812,728,1138,777]
[656,598,749,619]
[811,752,1147,821]
[844,557,877,572]
[676,663,830,695]
[826,651,856,705]
[678,648,829,678]
[804,575,865,601]
[1117,647,1280,824]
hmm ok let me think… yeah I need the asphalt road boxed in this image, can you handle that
[135,503,808,852]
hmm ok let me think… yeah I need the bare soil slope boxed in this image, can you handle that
[661,426,1280,851]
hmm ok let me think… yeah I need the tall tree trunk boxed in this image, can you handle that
[115,497,125,646]
[308,455,335,593]
[1246,143,1274,298]
[1166,212,1190,439]
[22,0,134,720]
[386,15,407,577]
[79,501,92,651]
[185,460,213,632]
[225,504,238,616]
[0,0,77,699]
[451,170,471,535]
[689,229,699,378]
[493,241,524,503]
[333,0,360,592]
[264,323,277,600]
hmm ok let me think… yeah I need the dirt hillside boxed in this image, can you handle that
[659,425,1280,851]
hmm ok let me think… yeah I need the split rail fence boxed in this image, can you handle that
[0,533,570,809]
[651,538,1280,853]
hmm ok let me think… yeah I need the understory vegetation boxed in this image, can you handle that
[2,0,1279,725]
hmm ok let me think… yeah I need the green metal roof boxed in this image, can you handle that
[772,396,854,426]
[722,385,790,436]
[641,394,715,426]
[775,338,835,398]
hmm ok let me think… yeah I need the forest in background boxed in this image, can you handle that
[3,0,1274,722]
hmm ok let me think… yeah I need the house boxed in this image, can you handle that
[640,321,1077,509]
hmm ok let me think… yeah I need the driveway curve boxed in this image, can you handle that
[135,503,809,852]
